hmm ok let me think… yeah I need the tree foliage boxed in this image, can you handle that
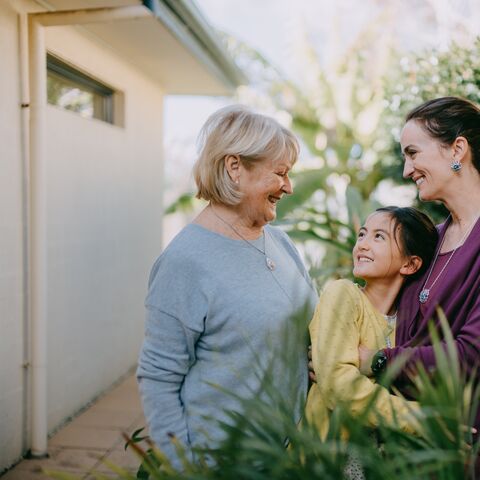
[228,33,480,282]
[165,29,480,285]
[379,37,480,220]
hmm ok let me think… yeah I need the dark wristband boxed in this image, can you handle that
[371,350,388,377]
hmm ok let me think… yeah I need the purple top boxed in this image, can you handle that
[385,216,480,428]
[418,252,450,319]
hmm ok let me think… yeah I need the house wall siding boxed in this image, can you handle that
[0,0,29,469]
[44,25,164,432]
[1,2,164,470]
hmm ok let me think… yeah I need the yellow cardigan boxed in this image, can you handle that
[305,279,419,437]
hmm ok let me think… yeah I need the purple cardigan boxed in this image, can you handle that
[385,216,480,428]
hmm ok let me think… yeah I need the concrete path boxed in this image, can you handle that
[1,374,146,480]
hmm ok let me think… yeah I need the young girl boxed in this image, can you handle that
[305,206,438,437]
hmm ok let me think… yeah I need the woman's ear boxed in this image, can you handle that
[400,255,423,277]
[452,136,469,163]
[225,155,241,183]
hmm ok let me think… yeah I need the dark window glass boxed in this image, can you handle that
[47,54,114,123]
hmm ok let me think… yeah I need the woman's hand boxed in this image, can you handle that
[358,345,375,376]
[307,345,317,383]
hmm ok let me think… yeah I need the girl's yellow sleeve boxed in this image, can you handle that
[310,279,420,433]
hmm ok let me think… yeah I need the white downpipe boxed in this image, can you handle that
[28,15,48,457]
[26,4,151,457]
[19,12,32,453]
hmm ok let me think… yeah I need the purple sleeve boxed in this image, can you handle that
[385,294,480,383]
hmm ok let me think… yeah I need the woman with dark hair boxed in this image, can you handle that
[359,96,480,437]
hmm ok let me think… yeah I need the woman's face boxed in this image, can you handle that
[352,212,405,281]
[400,120,454,202]
[238,157,293,227]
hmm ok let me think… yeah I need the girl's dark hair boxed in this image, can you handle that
[406,96,480,174]
[375,206,438,279]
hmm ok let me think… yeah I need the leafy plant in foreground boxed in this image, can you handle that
[46,309,478,480]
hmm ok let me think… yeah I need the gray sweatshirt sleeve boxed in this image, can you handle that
[137,306,200,468]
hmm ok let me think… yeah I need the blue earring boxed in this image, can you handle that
[451,159,462,172]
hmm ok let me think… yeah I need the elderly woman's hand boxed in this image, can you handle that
[307,345,317,383]
[358,345,375,376]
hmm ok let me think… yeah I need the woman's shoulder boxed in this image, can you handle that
[159,223,219,261]
[149,224,211,278]
[146,225,210,309]
[164,223,209,250]
[266,224,291,242]
[266,225,314,281]
[266,225,301,258]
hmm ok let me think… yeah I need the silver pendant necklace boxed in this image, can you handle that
[419,214,479,304]
[209,205,276,271]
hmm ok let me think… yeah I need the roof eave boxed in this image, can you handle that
[143,0,247,93]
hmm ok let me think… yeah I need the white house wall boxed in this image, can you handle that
[1,1,165,469]
[44,24,164,430]
[0,1,29,469]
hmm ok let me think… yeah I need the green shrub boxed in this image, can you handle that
[47,310,479,480]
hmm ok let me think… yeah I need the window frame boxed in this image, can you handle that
[46,54,115,124]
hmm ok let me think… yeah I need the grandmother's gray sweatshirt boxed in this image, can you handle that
[137,223,317,468]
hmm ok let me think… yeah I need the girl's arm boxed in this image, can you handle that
[311,280,420,433]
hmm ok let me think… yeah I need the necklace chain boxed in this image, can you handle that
[209,205,276,271]
[419,214,479,304]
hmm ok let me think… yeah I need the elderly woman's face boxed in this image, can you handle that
[400,120,453,202]
[238,157,293,226]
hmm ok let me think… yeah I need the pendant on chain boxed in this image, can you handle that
[419,289,430,304]
[265,256,276,271]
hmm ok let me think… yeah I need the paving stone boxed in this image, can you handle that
[92,386,142,414]
[13,448,105,473]
[1,468,83,479]
[93,447,141,474]
[49,426,124,450]
[4,374,142,479]
[74,408,138,431]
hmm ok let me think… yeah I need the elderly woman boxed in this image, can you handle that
[137,105,317,468]
[359,97,480,438]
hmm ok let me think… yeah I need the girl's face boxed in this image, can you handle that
[400,120,454,202]
[352,212,407,281]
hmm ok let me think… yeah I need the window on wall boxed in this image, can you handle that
[46,54,115,124]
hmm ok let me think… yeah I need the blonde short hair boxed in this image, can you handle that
[193,105,299,205]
